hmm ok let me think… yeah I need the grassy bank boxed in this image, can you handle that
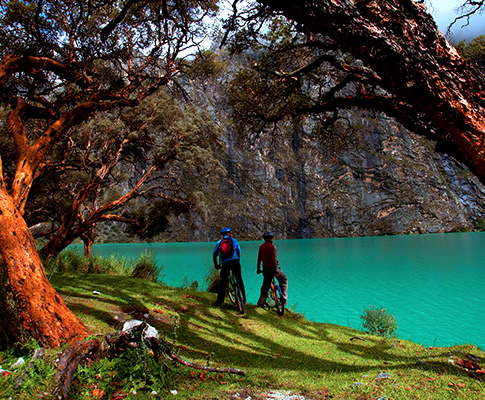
[1,272,484,399]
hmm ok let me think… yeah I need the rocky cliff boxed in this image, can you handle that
[157,77,485,242]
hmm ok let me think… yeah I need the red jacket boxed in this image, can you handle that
[257,242,278,271]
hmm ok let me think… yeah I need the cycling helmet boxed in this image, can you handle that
[262,232,274,239]
[220,227,232,235]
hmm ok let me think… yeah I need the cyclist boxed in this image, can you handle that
[256,232,288,307]
[212,227,246,307]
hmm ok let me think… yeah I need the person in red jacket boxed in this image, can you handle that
[256,232,288,307]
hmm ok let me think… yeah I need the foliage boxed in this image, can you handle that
[45,247,167,283]
[181,276,200,290]
[226,14,364,146]
[455,35,485,67]
[73,347,177,398]
[0,340,56,399]
[473,218,485,231]
[205,266,220,293]
[361,305,398,338]
[44,249,131,275]
[131,251,164,283]
[189,49,228,78]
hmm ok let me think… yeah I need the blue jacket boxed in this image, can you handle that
[213,237,241,266]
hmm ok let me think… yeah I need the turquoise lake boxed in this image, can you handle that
[70,232,485,350]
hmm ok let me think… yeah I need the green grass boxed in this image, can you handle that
[1,273,484,399]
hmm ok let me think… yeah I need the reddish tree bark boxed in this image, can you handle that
[0,0,214,349]
[0,187,89,347]
[257,0,485,182]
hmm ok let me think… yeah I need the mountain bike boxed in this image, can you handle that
[265,277,285,316]
[226,269,245,314]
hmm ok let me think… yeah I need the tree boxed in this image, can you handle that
[455,35,485,67]
[27,89,222,259]
[249,0,485,183]
[0,0,218,347]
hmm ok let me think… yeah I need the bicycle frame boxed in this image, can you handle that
[266,277,284,316]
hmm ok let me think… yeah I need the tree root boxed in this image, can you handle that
[53,321,245,399]
[54,339,102,399]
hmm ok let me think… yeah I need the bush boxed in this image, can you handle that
[181,276,199,290]
[360,305,397,337]
[205,267,220,293]
[46,249,131,275]
[131,251,164,283]
[73,348,176,398]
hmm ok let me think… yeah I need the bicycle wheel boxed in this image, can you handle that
[234,283,245,314]
[227,279,237,304]
[266,281,277,308]
[274,283,284,316]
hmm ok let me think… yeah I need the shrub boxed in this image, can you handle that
[360,305,397,337]
[181,276,199,290]
[205,267,220,293]
[73,347,176,398]
[131,251,164,283]
[46,249,131,275]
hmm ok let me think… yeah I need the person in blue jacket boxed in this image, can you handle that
[212,227,246,306]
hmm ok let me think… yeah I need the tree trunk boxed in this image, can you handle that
[82,226,95,257]
[0,187,90,348]
[257,0,485,183]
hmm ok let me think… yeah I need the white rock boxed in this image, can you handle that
[122,319,159,341]
[11,357,25,369]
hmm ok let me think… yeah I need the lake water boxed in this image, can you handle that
[70,232,485,349]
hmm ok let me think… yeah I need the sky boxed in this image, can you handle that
[427,0,485,42]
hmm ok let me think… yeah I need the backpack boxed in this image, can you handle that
[220,237,234,260]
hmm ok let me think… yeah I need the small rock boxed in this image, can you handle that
[375,372,391,379]
[122,319,159,341]
[11,358,25,369]
[92,291,101,295]
[170,389,178,395]
[352,382,364,387]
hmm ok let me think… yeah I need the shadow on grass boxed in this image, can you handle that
[158,296,458,379]
[50,272,173,330]
[50,272,482,386]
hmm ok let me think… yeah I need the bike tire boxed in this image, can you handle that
[235,284,245,314]
[227,281,237,304]
[275,297,284,316]
[274,284,285,316]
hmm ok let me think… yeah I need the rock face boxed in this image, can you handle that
[140,54,485,242]
[161,102,485,242]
